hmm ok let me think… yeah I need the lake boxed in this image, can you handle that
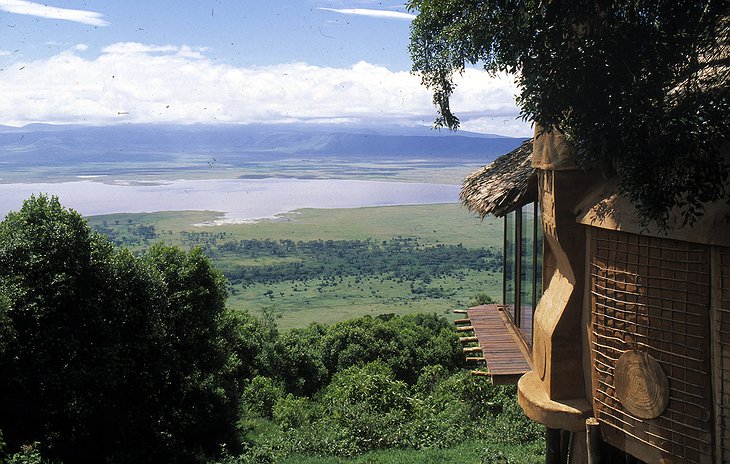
[0,178,461,223]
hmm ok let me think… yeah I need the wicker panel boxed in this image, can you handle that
[717,247,730,462]
[590,228,712,463]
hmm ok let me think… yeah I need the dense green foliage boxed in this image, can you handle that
[409,0,730,226]
[213,311,542,462]
[229,361,543,463]
[0,195,245,463]
[1,196,541,463]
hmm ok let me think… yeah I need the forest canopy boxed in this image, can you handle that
[0,195,244,463]
[0,195,542,464]
[408,0,730,226]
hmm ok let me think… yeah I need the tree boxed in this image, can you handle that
[0,195,244,463]
[409,0,729,226]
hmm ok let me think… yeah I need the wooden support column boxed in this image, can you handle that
[560,430,570,463]
[585,417,601,464]
[546,428,563,464]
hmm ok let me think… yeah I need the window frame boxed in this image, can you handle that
[502,201,541,347]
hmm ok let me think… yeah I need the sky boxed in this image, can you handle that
[0,0,533,136]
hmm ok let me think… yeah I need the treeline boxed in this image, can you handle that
[93,220,158,245]
[218,238,501,286]
[91,221,502,287]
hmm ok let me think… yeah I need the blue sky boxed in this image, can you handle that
[0,0,532,136]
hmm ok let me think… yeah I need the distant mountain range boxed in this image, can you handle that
[0,123,526,162]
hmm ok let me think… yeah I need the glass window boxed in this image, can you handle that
[502,201,543,348]
[504,210,516,318]
[520,204,535,344]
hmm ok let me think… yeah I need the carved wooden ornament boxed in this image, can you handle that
[614,350,669,419]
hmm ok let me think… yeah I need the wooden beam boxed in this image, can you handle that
[456,325,475,332]
[453,318,471,324]
[465,356,486,363]
[470,370,491,377]
[492,373,525,385]
[459,336,478,343]
[463,346,483,353]
[453,309,468,314]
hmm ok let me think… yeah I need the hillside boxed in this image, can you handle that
[0,123,525,165]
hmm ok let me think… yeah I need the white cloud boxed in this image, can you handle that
[317,8,415,21]
[101,43,179,55]
[459,117,533,138]
[0,0,108,26]
[0,43,532,136]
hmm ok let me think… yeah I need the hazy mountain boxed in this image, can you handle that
[0,123,526,162]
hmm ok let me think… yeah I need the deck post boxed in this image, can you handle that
[546,427,562,464]
[586,417,601,464]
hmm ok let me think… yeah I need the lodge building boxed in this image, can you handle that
[457,131,730,463]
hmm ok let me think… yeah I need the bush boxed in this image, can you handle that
[273,395,321,431]
[241,377,285,419]
[320,313,463,385]
[0,195,245,463]
[469,292,495,306]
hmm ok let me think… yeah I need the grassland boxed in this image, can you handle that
[87,203,504,329]
[278,440,543,464]
[88,203,503,247]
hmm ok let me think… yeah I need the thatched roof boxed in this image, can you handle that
[460,140,536,218]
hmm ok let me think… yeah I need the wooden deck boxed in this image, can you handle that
[458,304,533,385]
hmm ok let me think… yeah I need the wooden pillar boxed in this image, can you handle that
[560,430,571,462]
[546,428,563,464]
[586,417,601,464]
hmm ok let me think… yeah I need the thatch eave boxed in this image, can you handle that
[460,140,536,218]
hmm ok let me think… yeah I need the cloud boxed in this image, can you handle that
[0,42,531,136]
[0,0,108,26]
[317,8,415,21]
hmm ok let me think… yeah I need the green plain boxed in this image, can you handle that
[88,203,502,248]
[87,203,504,329]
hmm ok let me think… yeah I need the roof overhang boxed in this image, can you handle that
[460,140,537,218]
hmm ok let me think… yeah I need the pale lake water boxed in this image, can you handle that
[0,178,461,224]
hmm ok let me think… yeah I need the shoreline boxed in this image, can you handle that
[0,177,462,221]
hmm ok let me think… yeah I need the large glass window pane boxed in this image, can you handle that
[520,204,534,344]
[504,211,516,317]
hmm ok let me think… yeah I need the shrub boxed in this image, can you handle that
[241,376,285,419]
[0,195,244,463]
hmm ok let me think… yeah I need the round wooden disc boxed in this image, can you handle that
[614,350,669,419]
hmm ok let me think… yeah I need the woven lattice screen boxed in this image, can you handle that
[716,247,730,462]
[590,228,713,463]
